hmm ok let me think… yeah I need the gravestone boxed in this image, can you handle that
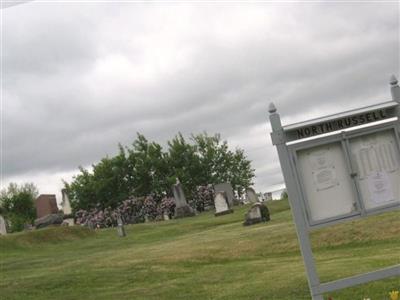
[61,189,72,214]
[117,215,126,237]
[245,188,259,203]
[61,189,74,226]
[35,194,58,218]
[0,215,7,235]
[172,180,195,218]
[87,220,95,230]
[214,191,233,216]
[214,183,235,206]
[34,213,64,229]
[24,223,33,231]
[243,203,270,226]
[163,213,170,221]
[62,219,75,226]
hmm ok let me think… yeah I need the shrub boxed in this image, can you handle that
[0,183,38,232]
[191,185,215,212]
[159,197,176,219]
[118,197,145,224]
[141,196,158,221]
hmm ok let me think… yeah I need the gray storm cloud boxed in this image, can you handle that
[2,2,399,194]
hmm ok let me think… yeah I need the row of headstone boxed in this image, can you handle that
[213,183,262,205]
[214,183,235,206]
[33,193,76,229]
[34,194,61,229]
[212,183,266,217]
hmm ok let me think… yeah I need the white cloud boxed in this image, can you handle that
[2,2,399,195]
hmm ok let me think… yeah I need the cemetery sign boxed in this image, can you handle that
[268,75,400,300]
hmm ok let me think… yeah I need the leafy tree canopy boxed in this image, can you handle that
[65,132,255,211]
[0,182,38,232]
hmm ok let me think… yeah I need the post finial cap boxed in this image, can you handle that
[390,75,398,86]
[268,102,277,114]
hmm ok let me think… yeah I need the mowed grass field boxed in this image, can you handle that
[0,200,399,300]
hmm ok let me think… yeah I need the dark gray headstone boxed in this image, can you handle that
[172,182,188,208]
[34,214,64,229]
[214,183,235,206]
[214,192,233,216]
[172,182,195,218]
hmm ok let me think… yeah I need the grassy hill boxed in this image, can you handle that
[0,200,399,300]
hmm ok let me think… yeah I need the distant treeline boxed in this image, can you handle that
[64,132,255,211]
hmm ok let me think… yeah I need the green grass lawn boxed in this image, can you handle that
[0,200,399,300]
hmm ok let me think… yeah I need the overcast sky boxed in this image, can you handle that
[1,1,399,201]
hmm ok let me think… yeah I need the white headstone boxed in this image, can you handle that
[163,213,170,221]
[61,189,72,215]
[214,192,233,216]
[63,219,74,226]
[248,205,261,219]
[214,183,235,206]
[0,215,7,235]
[243,204,264,226]
[117,215,126,237]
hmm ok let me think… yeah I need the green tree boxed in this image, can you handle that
[64,167,96,211]
[167,133,202,199]
[0,182,38,232]
[65,132,255,210]
[192,133,254,197]
[127,134,170,200]
[65,146,132,210]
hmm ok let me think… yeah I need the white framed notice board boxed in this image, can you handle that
[269,76,400,300]
[289,125,400,227]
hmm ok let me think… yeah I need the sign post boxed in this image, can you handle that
[269,76,400,299]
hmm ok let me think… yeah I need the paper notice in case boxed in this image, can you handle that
[367,171,395,204]
[309,149,338,191]
[313,168,338,191]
